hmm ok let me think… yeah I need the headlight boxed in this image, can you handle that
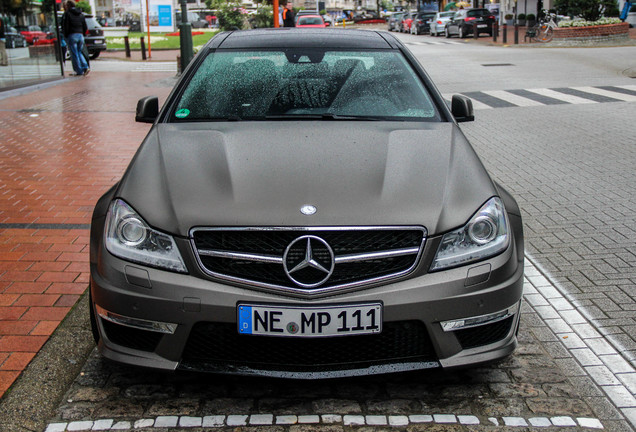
[430,197,509,271]
[105,199,186,273]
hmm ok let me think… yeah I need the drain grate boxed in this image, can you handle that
[481,63,515,67]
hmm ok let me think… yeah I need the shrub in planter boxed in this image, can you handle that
[518,13,526,24]
[554,0,619,21]
[526,13,536,25]
[505,13,514,24]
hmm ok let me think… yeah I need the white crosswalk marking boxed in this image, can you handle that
[133,62,178,72]
[572,86,636,102]
[617,84,636,91]
[480,90,545,107]
[442,93,493,110]
[525,88,597,104]
[406,40,462,46]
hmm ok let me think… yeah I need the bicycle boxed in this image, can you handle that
[529,11,558,42]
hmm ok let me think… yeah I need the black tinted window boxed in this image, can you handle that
[467,9,491,17]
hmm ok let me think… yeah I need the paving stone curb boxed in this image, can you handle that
[0,290,93,432]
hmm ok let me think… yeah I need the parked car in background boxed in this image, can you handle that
[32,32,57,46]
[429,11,455,36]
[296,14,327,28]
[19,25,47,44]
[387,12,405,31]
[445,8,496,38]
[90,28,524,379]
[84,15,107,59]
[5,26,28,49]
[176,11,209,28]
[411,12,437,34]
[400,12,416,32]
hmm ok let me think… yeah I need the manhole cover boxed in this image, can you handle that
[622,67,636,78]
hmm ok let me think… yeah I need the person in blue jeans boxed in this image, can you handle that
[62,0,89,76]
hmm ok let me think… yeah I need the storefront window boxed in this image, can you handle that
[1,5,64,91]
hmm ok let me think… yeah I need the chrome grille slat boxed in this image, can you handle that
[190,227,427,295]
[334,247,421,264]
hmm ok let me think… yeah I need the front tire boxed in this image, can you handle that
[459,26,464,38]
[445,27,451,38]
[89,51,100,60]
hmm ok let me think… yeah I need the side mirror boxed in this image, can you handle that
[135,96,159,123]
[451,95,474,122]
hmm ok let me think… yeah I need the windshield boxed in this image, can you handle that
[172,49,439,121]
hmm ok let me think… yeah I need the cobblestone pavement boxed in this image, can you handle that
[1,35,635,432]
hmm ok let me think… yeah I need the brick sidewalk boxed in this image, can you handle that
[0,71,174,397]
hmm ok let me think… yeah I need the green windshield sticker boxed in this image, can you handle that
[175,109,190,118]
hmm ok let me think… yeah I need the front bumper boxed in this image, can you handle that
[90,221,524,378]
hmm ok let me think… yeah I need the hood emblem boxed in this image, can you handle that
[283,236,335,288]
[300,205,317,215]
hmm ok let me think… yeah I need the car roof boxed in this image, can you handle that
[212,29,396,49]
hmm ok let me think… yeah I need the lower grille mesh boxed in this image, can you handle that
[102,320,162,352]
[181,321,437,372]
[454,316,514,349]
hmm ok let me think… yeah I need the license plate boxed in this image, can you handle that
[94,39,104,44]
[478,24,487,28]
[237,303,382,337]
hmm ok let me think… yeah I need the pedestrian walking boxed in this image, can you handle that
[282,2,296,27]
[62,0,90,76]
[0,20,9,67]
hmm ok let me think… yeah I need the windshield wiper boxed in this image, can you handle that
[265,113,380,121]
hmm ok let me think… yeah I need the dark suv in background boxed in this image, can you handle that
[445,8,496,38]
[84,15,107,59]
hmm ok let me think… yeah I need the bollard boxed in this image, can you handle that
[124,36,131,58]
[493,22,498,42]
[140,36,147,60]
[473,21,478,38]
[514,24,519,44]
[502,23,507,43]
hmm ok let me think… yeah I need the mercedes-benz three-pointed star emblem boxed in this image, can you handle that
[283,235,335,288]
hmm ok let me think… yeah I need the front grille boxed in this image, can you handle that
[454,316,514,349]
[191,227,426,293]
[102,320,162,352]
[181,321,437,372]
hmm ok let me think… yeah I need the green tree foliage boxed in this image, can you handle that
[205,0,245,30]
[76,0,92,14]
[554,0,619,20]
[250,5,273,28]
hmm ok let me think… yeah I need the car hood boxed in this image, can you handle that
[117,122,496,238]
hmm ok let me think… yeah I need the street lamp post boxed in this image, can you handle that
[179,0,194,73]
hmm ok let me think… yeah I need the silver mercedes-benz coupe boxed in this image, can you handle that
[89,29,524,378]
